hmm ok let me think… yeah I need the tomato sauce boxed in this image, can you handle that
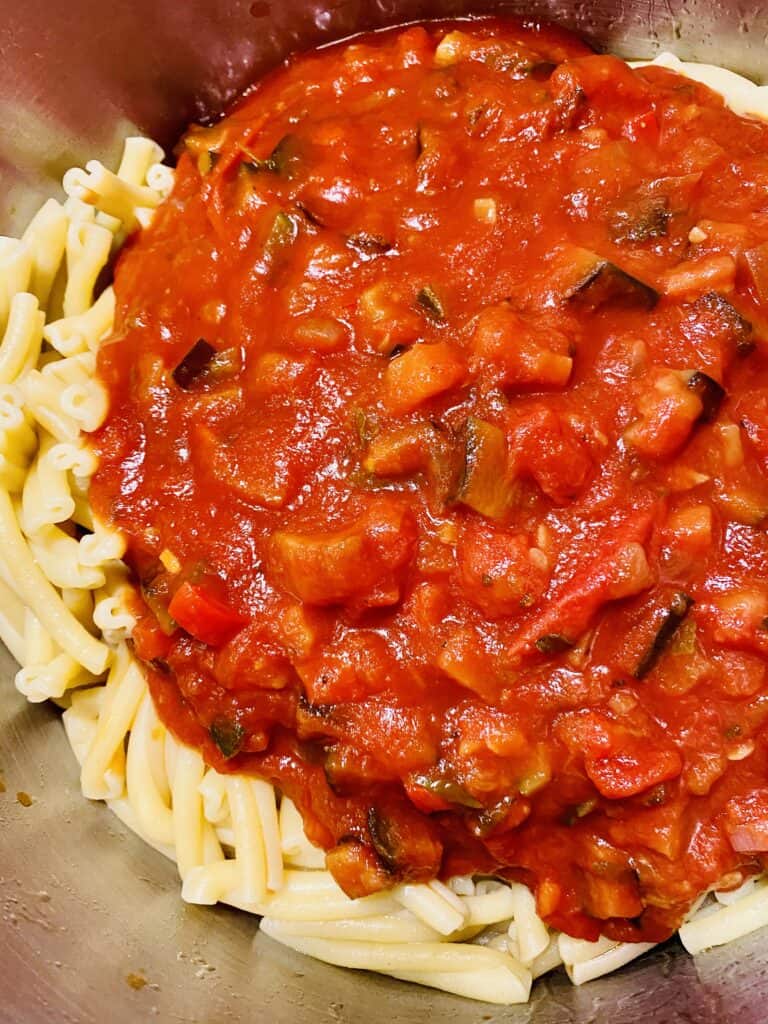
[92,19,768,943]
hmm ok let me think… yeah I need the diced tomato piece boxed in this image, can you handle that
[697,589,768,656]
[724,789,768,852]
[507,404,593,502]
[168,579,247,647]
[383,341,467,414]
[458,521,549,617]
[735,389,768,471]
[131,614,174,662]
[510,509,656,658]
[585,742,683,799]
[557,708,683,799]
[470,304,573,390]
[660,254,737,298]
[621,110,659,146]
[584,872,644,919]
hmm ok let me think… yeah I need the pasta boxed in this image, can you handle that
[1,48,768,1007]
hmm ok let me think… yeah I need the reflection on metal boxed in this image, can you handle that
[1,2,768,1021]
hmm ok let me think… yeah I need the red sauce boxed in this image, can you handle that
[92,19,768,943]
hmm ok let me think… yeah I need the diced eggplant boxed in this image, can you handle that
[209,716,245,758]
[686,370,725,423]
[242,133,302,177]
[264,211,299,269]
[367,807,405,872]
[635,592,694,678]
[553,245,659,310]
[608,191,670,245]
[530,60,557,81]
[454,417,518,519]
[472,794,530,837]
[140,566,178,636]
[172,339,241,391]
[172,339,216,390]
[410,772,482,809]
[535,633,573,655]
[196,149,220,175]
[346,232,392,257]
[363,421,458,503]
[416,285,446,323]
[693,292,754,356]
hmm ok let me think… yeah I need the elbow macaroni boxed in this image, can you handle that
[2,64,768,1006]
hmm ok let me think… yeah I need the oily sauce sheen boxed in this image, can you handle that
[93,19,768,943]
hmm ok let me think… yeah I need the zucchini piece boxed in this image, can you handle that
[554,245,658,310]
[409,773,482,809]
[635,592,694,678]
[416,285,446,324]
[209,716,245,759]
[454,417,517,519]
[140,566,177,636]
[686,370,725,422]
[242,133,302,177]
[264,211,299,269]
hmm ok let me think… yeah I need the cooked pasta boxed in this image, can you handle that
[2,48,768,1007]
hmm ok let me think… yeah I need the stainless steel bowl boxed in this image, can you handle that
[2,3,768,1021]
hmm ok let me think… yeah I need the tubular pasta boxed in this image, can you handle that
[679,880,768,955]
[21,199,68,308]
[79,647,142,798]
[0,238,32,329]
[16,650,95,703]
[0,292,44,385]
[44,286,115,356]
[0,489,110,673]
[62,219,112,318]
[63,161,162,231]
[125,690,175,845]
[21,435,76,534]
[0,573,26,663]
[27,524,106,590]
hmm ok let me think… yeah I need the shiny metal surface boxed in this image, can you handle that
[2,2,768,1021]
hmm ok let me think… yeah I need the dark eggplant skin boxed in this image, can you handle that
[556,246,659,310]
[693,292,754,356]
[608,192,670,245]
[367,807,403,872]
[635,592,694,679]
[687,370,726,422]
[535,633,574,654]
[209,716,245,758]
[415,285,446,323]
[172,338,217,390]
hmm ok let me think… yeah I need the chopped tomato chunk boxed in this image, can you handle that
[168,579,247,647]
